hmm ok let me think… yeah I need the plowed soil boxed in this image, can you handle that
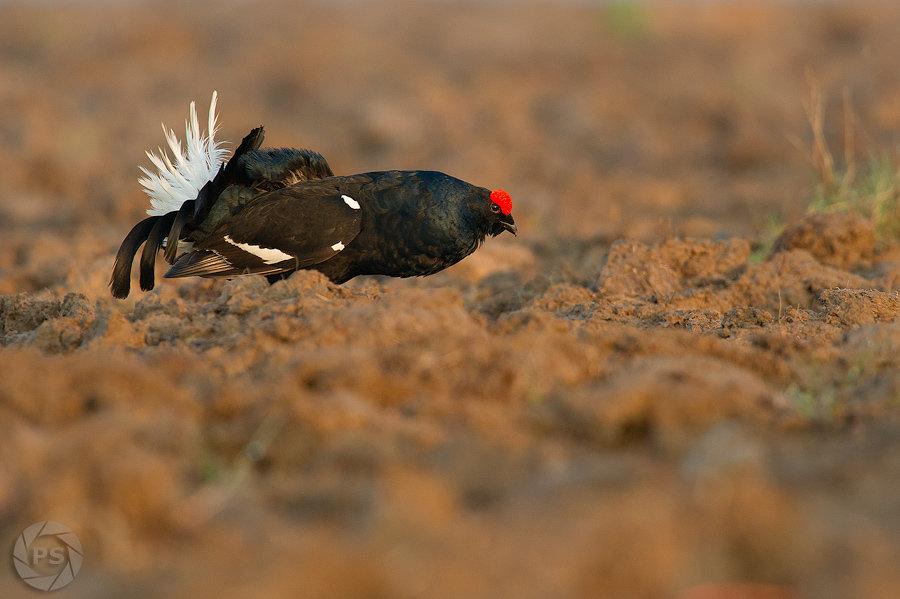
[3,1,900,598]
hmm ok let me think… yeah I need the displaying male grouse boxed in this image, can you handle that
[110,93,516,299]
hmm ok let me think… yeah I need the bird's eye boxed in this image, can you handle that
[490,203,501,214]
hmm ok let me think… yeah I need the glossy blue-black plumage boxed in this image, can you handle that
[110,128,516,298]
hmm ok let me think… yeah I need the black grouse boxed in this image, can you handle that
[110,93,517,299]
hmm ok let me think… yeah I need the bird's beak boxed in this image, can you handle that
[500,214,517,236]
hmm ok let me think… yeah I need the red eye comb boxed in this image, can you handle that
[490,189,513,215]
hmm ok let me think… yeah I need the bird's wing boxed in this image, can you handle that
[164,183,364,279]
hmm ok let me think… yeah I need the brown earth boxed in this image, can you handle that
[3,1,900,598]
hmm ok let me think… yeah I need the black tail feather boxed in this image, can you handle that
[192,127,265,226]
[164,199,196,265]
[139,212,177,292]
[110,216,159,299]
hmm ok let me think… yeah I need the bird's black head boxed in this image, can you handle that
[421,172,517,253]
[477,188,517,238]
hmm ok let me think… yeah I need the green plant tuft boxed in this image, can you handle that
[799,80,900,247]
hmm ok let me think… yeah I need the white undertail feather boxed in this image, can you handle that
[139,91,230,216]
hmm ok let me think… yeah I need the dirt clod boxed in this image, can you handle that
[773,212,876,270]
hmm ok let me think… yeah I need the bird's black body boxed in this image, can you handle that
[111,128,516,298]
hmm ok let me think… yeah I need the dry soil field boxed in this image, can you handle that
[3,1,900,598]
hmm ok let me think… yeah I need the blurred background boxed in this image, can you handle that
[3,1,900,598]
